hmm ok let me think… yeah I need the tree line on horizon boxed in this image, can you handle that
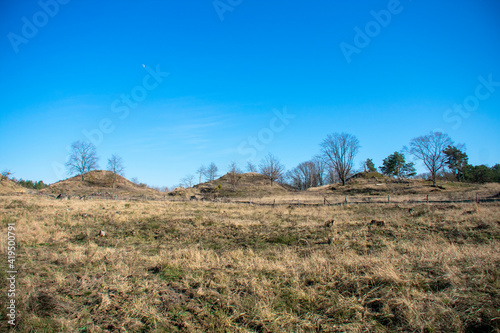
[3,131,498,191]
[171,131,500,190]
[0,170,48,190]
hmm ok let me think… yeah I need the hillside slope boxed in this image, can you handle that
[170,172,292,199]
[308,171,500,197]
[0,178,26,194]
[42,170,163,198]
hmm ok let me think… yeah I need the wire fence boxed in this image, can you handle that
[22,190,500,207]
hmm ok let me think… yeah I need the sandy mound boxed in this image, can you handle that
[42,170,163,198]
[0,178,26,194]
[182,172,291,199]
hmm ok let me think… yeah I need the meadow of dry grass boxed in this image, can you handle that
[1,194,499,332]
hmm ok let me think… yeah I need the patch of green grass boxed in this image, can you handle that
[160,264,186,282]
[19,316,61,332]
[267,233,298,245]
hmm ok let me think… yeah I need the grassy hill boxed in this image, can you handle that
[41,170,163,199]
[170,172,292,199]
[0,177,26,194]
[308,171,500,198]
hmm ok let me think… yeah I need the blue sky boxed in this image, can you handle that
[1,0,499,187]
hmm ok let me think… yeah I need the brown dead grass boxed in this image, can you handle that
[0,178,26,195]
[193,172,291,199]
[0,194,499,332]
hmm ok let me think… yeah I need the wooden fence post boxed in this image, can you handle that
[426,195,429,204]
[388,195,390,203]
[345,196,347,204]
[324,197,326,206]
[476,193,479,203]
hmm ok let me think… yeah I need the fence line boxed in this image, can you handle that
[23,190,500,206]
[230,198,500,207]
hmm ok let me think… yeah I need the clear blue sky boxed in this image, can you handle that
[1,0,499,187]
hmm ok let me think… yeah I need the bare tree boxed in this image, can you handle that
[66,140,99,181]
[320,133,360,186]
[246,161,257,173]
[287,157,325,190]
[180,174,195,187]
[407,132,453,186]
[107,154,125,188]
[325,166,337,184]
[312,155,326,186]
[227,161,242,188]
[289,161,316,190]
[259,153,285,186]
[1,169,12,180]
[206,162,219,181]
[196,165,206,184]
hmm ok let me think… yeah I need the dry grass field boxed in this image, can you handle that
[1,193,499,332]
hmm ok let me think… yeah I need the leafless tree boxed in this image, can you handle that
[180,174,195,187]
[287,157,326,190]
[196,165,206,184]
[312,155,326,186]
[259,153,285,186]
[107,154,125,188]
[228,161,242,174]
[320,133,360,186]
[227,161,242,188]
[66,140,99,181]
[407,132,453,186]
[1,169,12,180]
[206,162,219,181]
[325,166,337,184]
[288,161,316,190]
[246,161,257,173]
[131,177,139,184]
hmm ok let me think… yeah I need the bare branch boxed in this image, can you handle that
[65,140,99,181]
[320,133,360,186]
[180,174,195,187]
[259,153,285,186]
[107,154,125,188]
[246,161,257,173]
[205,163,219,181]
[407,132,453,186]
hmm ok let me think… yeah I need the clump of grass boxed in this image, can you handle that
[267,233,298,245]
[160,264,186,282]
